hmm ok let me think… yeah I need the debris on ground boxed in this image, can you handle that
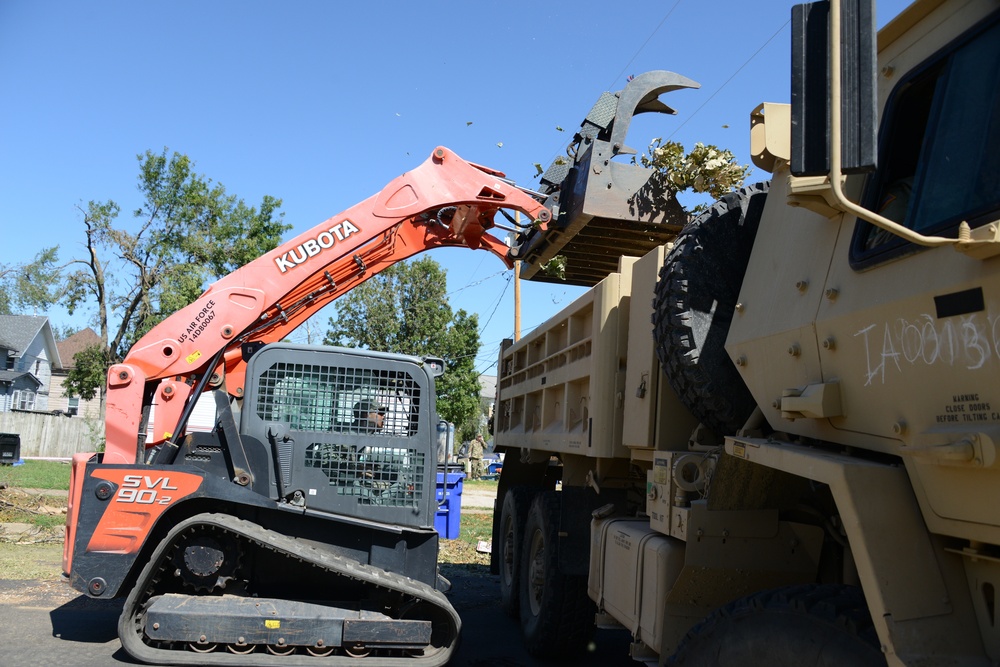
[0,488,65,544]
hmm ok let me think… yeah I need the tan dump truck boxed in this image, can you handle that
[491,0,1000,664]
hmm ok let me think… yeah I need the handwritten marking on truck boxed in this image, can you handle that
[274,219,361,273]
[855,310,1000,386]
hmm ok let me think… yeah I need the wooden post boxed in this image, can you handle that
[513,213,521,341]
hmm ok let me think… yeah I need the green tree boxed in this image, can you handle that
[62,149,290,404]
[64,343,112,401]
[0,247,63,315]
[324,257,483,437]
[638,138,749,214]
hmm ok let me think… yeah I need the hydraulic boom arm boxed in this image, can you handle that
[102,146,550,464]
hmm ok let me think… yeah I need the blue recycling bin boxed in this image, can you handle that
[435,466,465,539]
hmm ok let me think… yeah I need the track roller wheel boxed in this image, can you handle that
[306,644,335,657]
[266,642,295,656]
[344,642,371,658]
[226,641,255,654]
[188,640,218,653]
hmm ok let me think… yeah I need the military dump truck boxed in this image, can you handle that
[492,0,1000,664]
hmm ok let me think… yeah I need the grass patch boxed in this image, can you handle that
[438,510,493,565]
[462,478,499,491]
[0,487,67,535]
[0,501,66,530]
[0,543,64,580]
[0,460,71,491]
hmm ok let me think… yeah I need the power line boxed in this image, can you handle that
[478,274,512,336]
[445,269,509,298]
[606,0,684,89]
[536,1,684,172]
[667,18,791,140]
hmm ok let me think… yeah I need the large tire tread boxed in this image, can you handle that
[498,486,533,618]
[668,584,885,666]
[518,491,595,658]
[652,182,769,435]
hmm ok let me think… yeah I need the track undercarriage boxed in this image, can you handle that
[118,513,459,666]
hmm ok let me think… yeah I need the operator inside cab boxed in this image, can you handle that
[353,400,386,433]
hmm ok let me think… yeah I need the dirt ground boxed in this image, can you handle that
[460,482,498,510]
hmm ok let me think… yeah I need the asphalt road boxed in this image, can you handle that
[0,568,636,666]
[0,482,636,665]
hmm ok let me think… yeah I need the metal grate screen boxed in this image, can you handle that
[255,362,421,436]
[304,443,426,506]
[253,361,426,507]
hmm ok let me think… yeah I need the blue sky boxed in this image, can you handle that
[0,0,910,375]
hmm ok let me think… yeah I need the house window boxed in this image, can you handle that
[68,396,80,416]
[12,390,36,411]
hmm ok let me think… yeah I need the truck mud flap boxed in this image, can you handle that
[118,512,460,666]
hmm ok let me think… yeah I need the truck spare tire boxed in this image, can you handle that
[652,182,769,435]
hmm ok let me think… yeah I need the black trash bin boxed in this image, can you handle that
[0,433,21,465]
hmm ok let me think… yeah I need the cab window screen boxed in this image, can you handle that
[254,362,421,437]
[853,17,1000,264]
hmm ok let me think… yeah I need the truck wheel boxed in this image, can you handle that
[518,491,595,657]
[499,487,532,618]
[652,182,769,435]
[669,584,886,666]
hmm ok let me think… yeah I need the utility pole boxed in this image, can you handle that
[513,261,521,341]
[513,213,521,342]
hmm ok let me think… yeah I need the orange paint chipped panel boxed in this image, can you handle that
[86,469,203,554]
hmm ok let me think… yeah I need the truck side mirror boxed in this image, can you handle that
[791,0,877,176]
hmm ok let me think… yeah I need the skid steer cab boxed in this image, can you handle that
[66,342,461,665]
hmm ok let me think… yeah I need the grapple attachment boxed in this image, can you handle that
[512,70,700,285]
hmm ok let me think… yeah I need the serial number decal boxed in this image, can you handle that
[115,474,179,505]
[177,300,216,345]
[274,219,361,273]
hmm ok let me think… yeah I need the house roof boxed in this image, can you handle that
[0,315,63,369]
[56,328,101,370]
[0,370,42,387]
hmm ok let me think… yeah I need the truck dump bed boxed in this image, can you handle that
[495,249,698,457]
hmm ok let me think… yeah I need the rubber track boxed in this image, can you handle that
[118,512,461,667]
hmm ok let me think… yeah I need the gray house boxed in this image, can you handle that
[0,315,62,413]
[50,327,103,418]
